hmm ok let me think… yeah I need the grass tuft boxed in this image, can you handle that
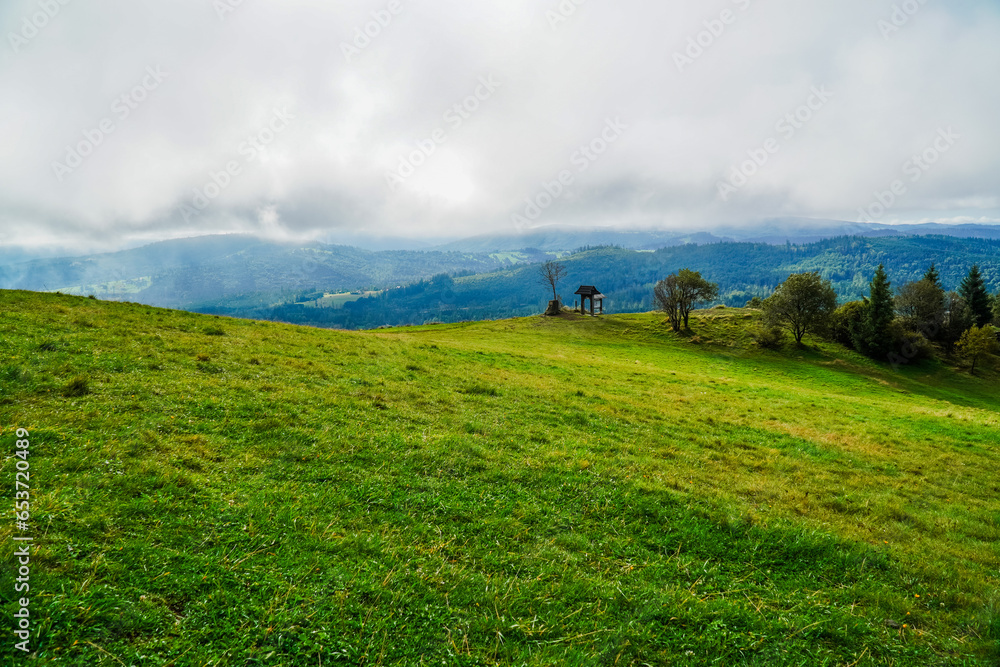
[61,375,90,397]
[461,383,498,396]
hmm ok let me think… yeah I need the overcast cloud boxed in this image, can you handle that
[1,0,999,252]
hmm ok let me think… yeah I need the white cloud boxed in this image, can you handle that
[0,0,998,249]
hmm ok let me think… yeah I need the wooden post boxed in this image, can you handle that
[589,296,594,315]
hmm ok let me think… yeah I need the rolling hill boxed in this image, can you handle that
[0,235,524,309]
[1,290,998,665]
[228,236,1000,330]
[4,221,1000,326]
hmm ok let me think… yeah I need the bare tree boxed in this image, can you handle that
[537,261,566,300]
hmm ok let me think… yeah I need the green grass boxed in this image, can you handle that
[302,292,382,309]
[1,290,999,665]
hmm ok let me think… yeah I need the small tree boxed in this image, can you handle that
[829,300,866,349]
[923,262,941,289]
[675,269,719,329]
[956,325,998,375]
[895,278,945,339]
[761,272,838,344]
[993,290,1000,325]
[959,264,992,328]
[653,275,682,332]
[654,269,718,332]
[941,292,974,352]
[537,261,566,301]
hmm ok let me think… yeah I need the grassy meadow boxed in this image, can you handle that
[1,290,999,665]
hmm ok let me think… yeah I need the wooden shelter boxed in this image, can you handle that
[574,285,604,315]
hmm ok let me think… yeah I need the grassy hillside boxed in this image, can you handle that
[2,290,999,665]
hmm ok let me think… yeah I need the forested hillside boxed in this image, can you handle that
[208,236,1000,329]
[0,235,524,308]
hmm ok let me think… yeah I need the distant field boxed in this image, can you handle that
[1,290,998,665]
[302,291,382,309]
[54,277,153,298]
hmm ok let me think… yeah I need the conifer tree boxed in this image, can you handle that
[923,262,941,289]
[851,264,894,358]
[959,265,992,327]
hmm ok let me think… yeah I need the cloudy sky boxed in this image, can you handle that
[2,0,999,252]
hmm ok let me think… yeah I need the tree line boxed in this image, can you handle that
[654,264,1000,374]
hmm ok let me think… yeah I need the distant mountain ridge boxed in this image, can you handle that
[431,219,1000,253]
[203,235,1000,330]
[2,219,999,314]
[0,235,522,308]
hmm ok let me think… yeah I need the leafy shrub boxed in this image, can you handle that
[829,301,865,349]
[203,326,225,336]
[887,322,935,365]
[752,326,786,350]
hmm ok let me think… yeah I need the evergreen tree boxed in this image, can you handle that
[923,262,941,289]
[958,265,992,327]
[851,264,894,358]
[993,291,1000,325]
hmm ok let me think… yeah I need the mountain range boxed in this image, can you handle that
[2,218,999,325]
